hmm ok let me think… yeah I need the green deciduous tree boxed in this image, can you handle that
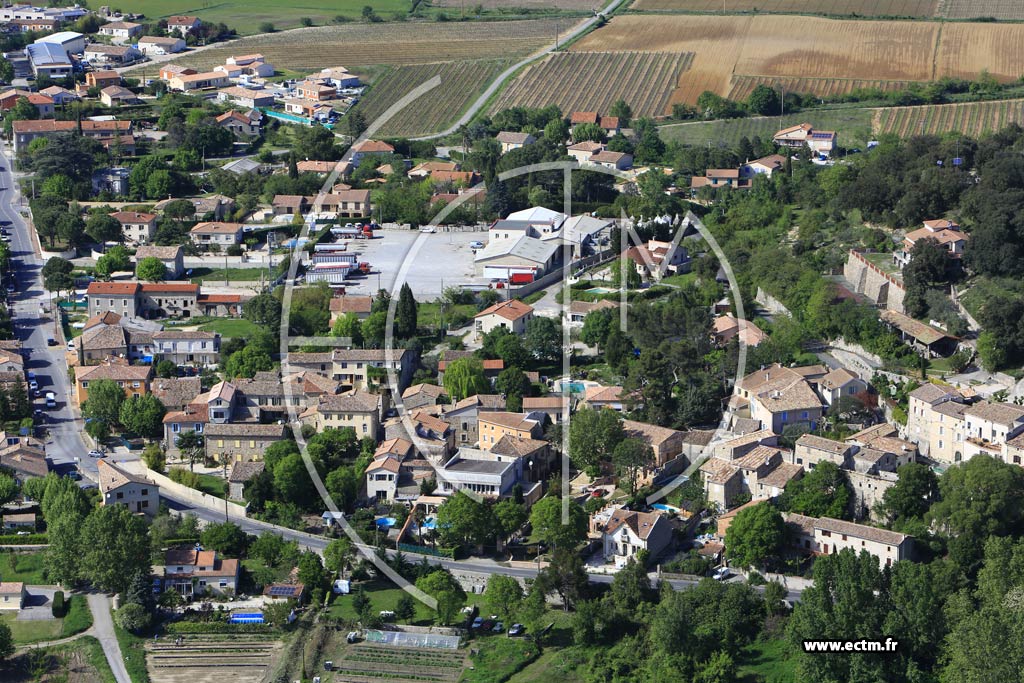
[223,345,273,379]
[324,537,354,578]
[873,462,939,525]
[82,379,125,434]
[436,491,496,549]
[200,522,249,557]
[929,454,1024,573]
[485,574,523,623]
[415,570,466,625]
[778,460,851,519]
[529,495,587,550]
[118,394,166,438]
[136,257,167,282]
[442,357,489,402]
[568,407,623,473]
[331,312,363,345]
[80,505,151,594]
[724,501,785,569]
[525,317,561,364]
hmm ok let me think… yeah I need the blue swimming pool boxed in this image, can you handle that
[651,503,680,514]
[375,517,398,528]
[556,381,586,394]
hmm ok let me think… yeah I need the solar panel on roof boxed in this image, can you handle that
[269,586,294,596]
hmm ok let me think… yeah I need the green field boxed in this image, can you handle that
[0,552,47,584]
[197,319,262,338]
[660,109,875,149]
[106,0,416,34]
[188,267,268,283]
[327,579,437,625]
[737,637,798,683]
[0,611,62,644]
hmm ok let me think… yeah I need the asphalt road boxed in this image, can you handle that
[162,490,805,601]
[0,145,94,477]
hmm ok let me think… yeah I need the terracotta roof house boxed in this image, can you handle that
[473,299,534,340]
[583,385,627,411]
[97,460,157,516]
[350,139,395,167]
[75,362,152,404]
[496,131,536,153]
[0,582,25,610]
[713,314,766,347]
[190,221,244,247]
[622,419,686,467]
[596,508,673,567]
[0,442,48,480]
[162,546,240,596]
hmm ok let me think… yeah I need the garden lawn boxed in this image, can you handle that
[0,551,47,583]
[416,302,479,332]
[188,267,268,283]
[736,637,798,683]
[198,319,262,338]
[462,636,540,683]
[193,473,227,498]
[0,611,62,644]
[327,579,436,626]
[114,622,150,683]
[61,595,93,637]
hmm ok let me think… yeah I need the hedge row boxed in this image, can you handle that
[165,621,278,634]
[0,533,48,545]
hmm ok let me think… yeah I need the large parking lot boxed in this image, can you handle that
[342,228,490,299]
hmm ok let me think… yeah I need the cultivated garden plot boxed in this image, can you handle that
[146,638,282,683]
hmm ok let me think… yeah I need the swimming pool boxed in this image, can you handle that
[375,517,398,528]
[555,380,586,394]
[651,503,680,514]
[585,287,615,295]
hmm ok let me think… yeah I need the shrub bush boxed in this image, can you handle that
[52,590,65,617]
[0,533,48,545]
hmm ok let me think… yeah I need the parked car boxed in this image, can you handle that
[419,226,436,233]
[44,392,56,408]
[508,624,525,637]
[28,379,37,391]
[66,340,75,351]
[492,622,504,633]
[469,241,484,250]
[713,566,730,581]
[46,337,56,346]
[471,617,483,629]
[87,450,103,458]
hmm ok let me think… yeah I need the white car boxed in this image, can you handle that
[419,226,436,234]
[469,241,484,250]
[712,566,730,581]
[87,450,103,458]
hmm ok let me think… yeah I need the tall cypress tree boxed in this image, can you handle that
[395,283,418,340]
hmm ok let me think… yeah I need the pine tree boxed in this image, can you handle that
[288,153,298,179]
[124,568,156,614]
